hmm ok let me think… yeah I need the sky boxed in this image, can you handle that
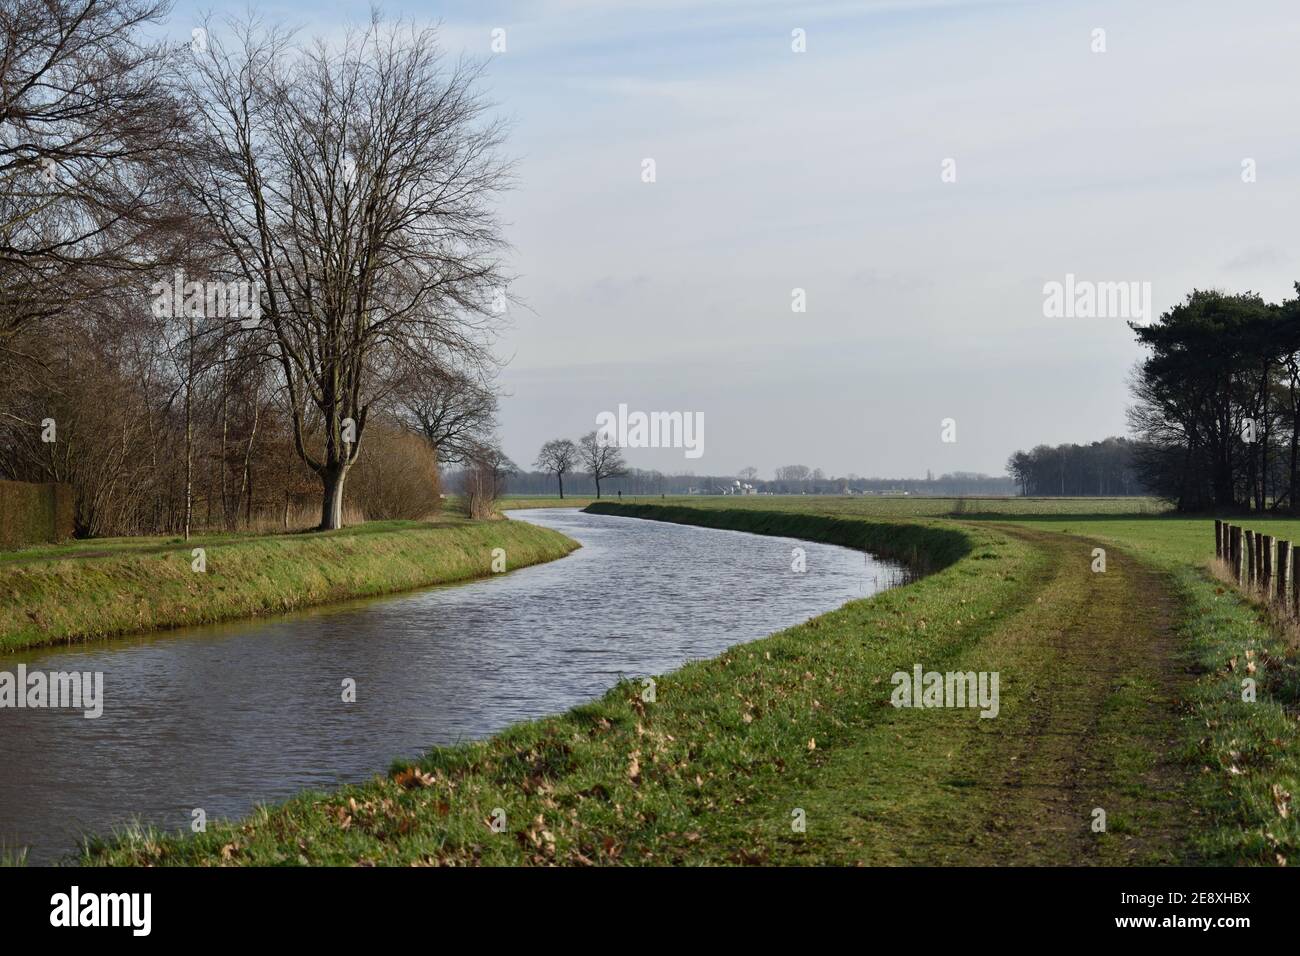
[172,0,1300,478]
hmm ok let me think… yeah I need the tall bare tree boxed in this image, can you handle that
[174,12,510,528]
[0,0,181,355]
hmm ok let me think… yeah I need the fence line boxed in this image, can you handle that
[1216,518,1297,612]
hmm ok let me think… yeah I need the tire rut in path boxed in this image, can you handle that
[767,524,1195,865]
[980,526,1194,865]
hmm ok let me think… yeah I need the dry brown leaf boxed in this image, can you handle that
[1273,784,1292,819]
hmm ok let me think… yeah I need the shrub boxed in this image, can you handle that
[346,425,441,521]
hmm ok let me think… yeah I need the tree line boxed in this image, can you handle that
[519,443,1015,497]
[0,2,510,536]
[1128,287,1300,512]
[1005,438,1145,497]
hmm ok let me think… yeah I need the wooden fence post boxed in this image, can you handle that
[1263,535,1274,596]
[1232,526,1243,583]
[1293,546,1300,617]
[1216,519,1223,560]
[1256,533,1265,590]
[1278,540,1290,608]
[1246,529,1256,587]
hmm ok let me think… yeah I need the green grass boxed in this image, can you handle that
[979,513,1300,865]
[0,516,579,653]
[85,505,1014,866]
[626,498,1300,864]
[506,493,1167,517]
[497,496,596,510]
[0,518,441,564]
[71,495,1300,866]
[77,496,1216,866]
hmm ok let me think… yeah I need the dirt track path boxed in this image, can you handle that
[770,525,1196,865]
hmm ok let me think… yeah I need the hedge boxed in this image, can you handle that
[0,480,75,550]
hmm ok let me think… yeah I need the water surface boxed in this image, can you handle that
[0,508,902,863]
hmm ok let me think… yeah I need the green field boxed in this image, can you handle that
[499,494,1167,517]
[81,495,1300,867]
[498,495,598,510]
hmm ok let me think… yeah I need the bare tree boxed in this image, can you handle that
[458,439,515,518]
[401,359,498,465]
[174,12,511,528]
[0,0,181,355]
[578,430,626,499]
[534,438,577,498]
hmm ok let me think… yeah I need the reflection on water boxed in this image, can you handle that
[0,508,903,863]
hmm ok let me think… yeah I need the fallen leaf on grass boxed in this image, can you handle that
[392,767,435,789]
[1273,784,1292,819]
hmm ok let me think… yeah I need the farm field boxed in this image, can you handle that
[500,494,1168,517]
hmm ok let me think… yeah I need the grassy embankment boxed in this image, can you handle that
[603,496,1300,864]
[971,510,1300,866]
[497,495,597,510]
[86,494,1275,866]
[0,516,579,653]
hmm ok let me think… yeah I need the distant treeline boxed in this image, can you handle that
[1129,288,1300,512]
[1005,438,1145,497]
[500,468,1016,497]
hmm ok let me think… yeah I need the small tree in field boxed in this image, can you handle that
[578,431,626,499]
[535,438,577,498]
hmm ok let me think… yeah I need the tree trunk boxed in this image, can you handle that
[183,313,194,541]
[220,354,230,529]
[1290,367,1299,514]
[281,456,290,531]
[558,471,564,499]
[1253,369,1267,511]
[320,466,348,530]
[594,476,602,499]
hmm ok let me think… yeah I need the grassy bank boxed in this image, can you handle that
[497,496,596,510]
[0,517,579,653]
[583,501,970,575]
[76,497,1300,865]
[592,499,1300,863]
[974,512,1300,864]
[86,502,1008,865]
[85,498,1207,866]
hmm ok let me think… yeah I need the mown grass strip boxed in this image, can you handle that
[991,516,1300,865]
[0,517,579,653]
